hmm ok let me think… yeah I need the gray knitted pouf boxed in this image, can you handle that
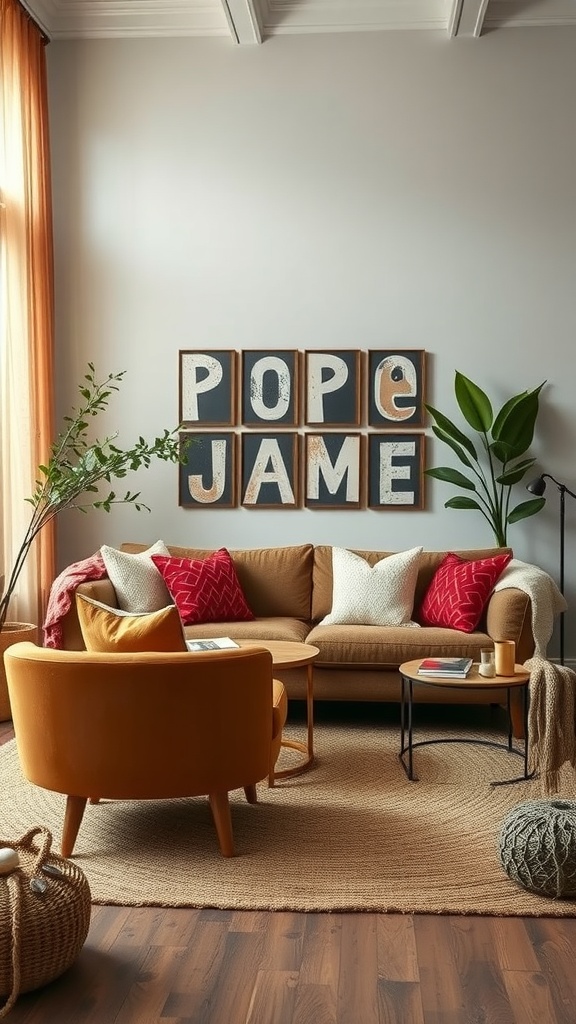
[499,800,576,899]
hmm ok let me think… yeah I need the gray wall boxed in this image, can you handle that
[47,28,576,655]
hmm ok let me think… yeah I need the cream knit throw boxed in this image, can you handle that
[525,656,576,795]
[493,558,567,657]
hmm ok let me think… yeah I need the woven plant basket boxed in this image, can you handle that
[0,827,91,1018]
[0,623,38,722]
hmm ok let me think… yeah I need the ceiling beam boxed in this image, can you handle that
[447,0,489,36]
[220,0,264,43]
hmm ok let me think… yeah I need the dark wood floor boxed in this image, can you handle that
[2,714,576,1024]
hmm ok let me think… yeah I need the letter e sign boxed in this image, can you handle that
[368,351,425,428]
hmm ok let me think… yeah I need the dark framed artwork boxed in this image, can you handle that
[178,431,237,508]
[305,350,361,427]
[241,432,299,508]
[368,433,425,510]
[242,350,299,427]
[179,350,237,426]
[305,433,364,509]
[368,350,426,428]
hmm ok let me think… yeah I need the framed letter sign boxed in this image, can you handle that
[305,350,361,426]
[305,433,363,509]
[179,350,237,426]
[368,433,425,510]
[241,433,299,508]
[242,350,298,427]
[179,431,237,508]
[368,350,425,428]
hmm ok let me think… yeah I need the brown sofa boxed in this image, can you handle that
[61,543,534,718]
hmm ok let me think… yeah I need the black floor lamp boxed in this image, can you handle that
[526,473,576,665]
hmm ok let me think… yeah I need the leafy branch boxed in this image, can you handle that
[1,364,184,631]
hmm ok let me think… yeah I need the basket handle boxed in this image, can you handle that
[0,826,54,881]
[0,827,56,1017]
[0,873,23,1019]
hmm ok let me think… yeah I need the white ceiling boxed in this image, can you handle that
[23,0,576,43]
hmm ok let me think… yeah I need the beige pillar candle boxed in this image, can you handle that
[495,640,516,676]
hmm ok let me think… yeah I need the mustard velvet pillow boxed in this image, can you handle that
[76,594,187,653]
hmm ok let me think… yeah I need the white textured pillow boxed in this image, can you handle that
[320,546,423,626]
[101,540,172,613]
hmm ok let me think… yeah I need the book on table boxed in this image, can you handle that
[417,656,473,678]
[186,637,239,652]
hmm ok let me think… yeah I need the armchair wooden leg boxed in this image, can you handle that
[244,784,257,804]
[62,795,88,858]
[208,791,235,857]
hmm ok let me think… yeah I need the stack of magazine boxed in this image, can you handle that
[186,637,239,652]
[417,656,473,679]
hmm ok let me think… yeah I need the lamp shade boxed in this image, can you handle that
[526,476,547,496]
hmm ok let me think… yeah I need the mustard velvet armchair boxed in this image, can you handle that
[5,643,288,858]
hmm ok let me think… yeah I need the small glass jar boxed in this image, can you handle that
[479,648,496,678]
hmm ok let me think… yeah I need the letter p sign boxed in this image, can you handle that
[179,350,236,426]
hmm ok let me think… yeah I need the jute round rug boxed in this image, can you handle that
[1,720,576,915]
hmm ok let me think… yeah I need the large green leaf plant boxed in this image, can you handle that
[0,364,184,632]
[425,372,546,548]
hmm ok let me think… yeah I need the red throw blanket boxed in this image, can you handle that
[43,551,107,649]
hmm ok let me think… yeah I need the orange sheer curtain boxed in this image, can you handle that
[0,0,55,627]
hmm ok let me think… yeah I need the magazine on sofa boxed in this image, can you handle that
[186,637,240,652]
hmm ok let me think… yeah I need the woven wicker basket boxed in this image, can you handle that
[0,623,38,721]
[0,827,91,1017]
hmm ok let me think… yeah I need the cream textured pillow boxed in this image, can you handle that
[320,546,423,626]
[100,540,171,613]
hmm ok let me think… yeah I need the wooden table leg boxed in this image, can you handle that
[273,661,315,782]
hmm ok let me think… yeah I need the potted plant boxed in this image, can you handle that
[0,364,184,718]
[425,371,546,547]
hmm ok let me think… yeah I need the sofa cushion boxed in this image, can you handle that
[122,543,314,620]
[100,540,171,613]
[306,623,492,668]
[320,546,422,626]
[184,617,310,645]
[418,551,512,633]
[76,594,187,653]
[152,548,254,626]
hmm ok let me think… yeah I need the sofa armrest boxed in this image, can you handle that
[61,578,119,650]
[484,588,534,664]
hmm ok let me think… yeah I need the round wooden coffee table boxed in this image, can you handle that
[236,640,319,784]
[398,658,531,786]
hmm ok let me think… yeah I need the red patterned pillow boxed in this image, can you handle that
[418,551,512,633]
[151,548,254,626]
